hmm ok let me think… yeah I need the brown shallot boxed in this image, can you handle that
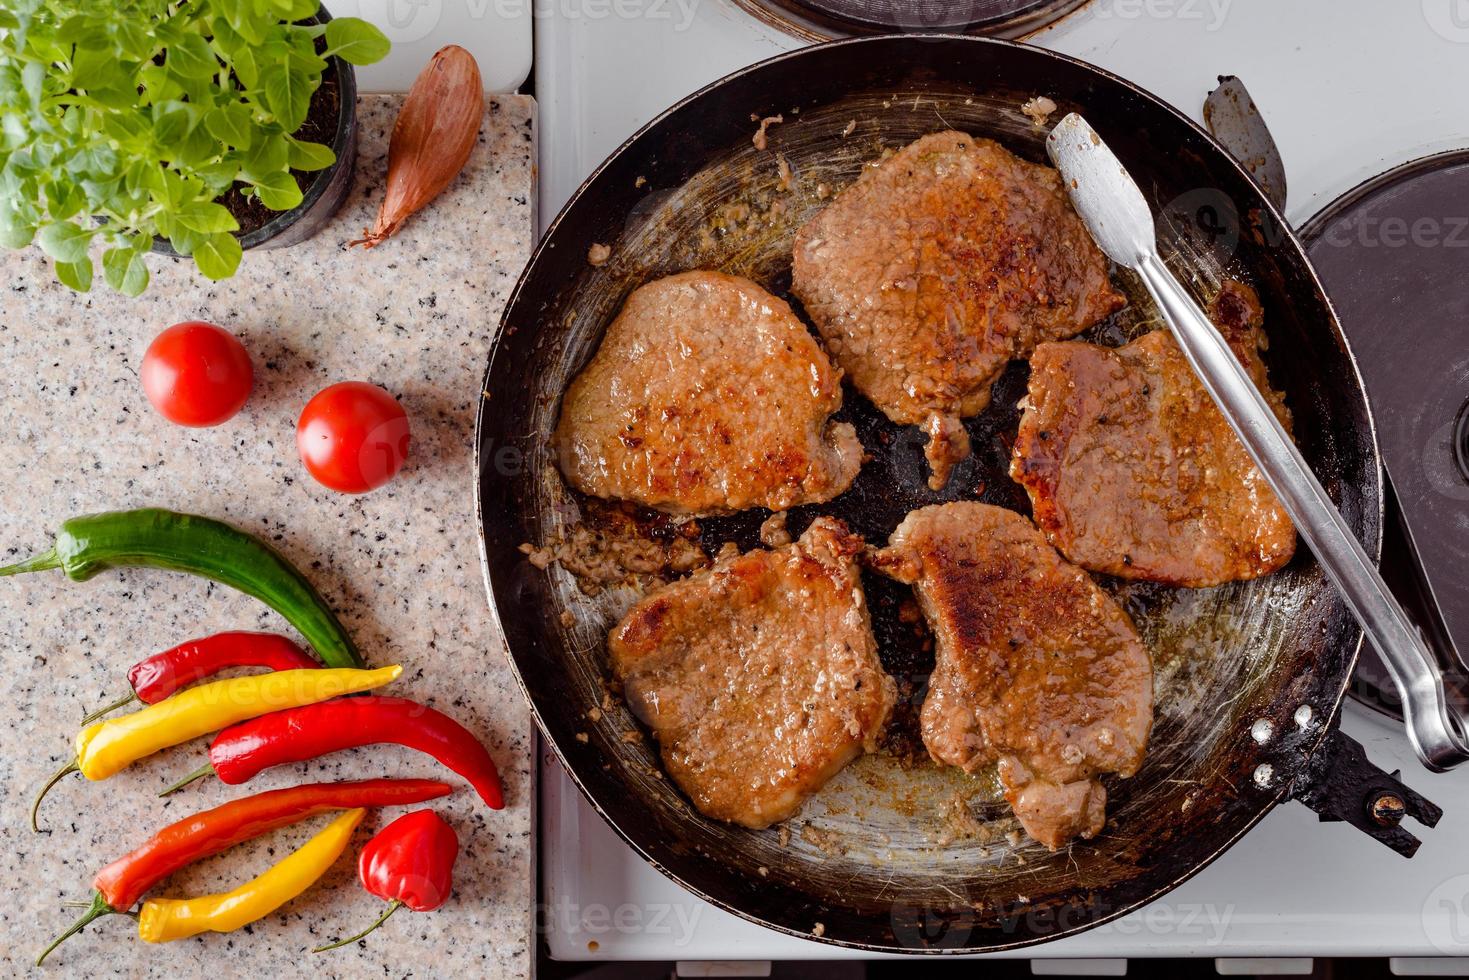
[352,45,484,248]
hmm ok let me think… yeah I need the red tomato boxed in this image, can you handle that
[140,321,254,427]
[296,382,411,493]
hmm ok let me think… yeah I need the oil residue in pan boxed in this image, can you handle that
[520,86,1339,914]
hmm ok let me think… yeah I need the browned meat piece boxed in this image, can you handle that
[871,503,1152,850]
[1011,280,1296,588]
[609,517,896,829]
[792,131,1125,489]
[555,271,862,516]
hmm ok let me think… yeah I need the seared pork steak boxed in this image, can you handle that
[792,131,1124,490]
[609,517,896,829]
[1011,280,1296,587]
[871,502,1153,850]
[555,271,862,516]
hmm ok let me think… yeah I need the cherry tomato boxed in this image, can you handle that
[140,321,254,427]
[296,382,411,493]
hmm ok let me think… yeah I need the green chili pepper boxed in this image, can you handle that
[0,509,361,669]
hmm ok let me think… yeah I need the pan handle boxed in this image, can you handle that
[1292,727,1442,857]
[1133,252,1469,772]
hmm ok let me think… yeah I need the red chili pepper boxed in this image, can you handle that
[81,631,320,725]
[313,809,459,952]
[163,696,504,810]
[37,778,452,966]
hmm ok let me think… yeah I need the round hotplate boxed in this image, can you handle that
[1301,150,1469,721]
[732,0,1091,41]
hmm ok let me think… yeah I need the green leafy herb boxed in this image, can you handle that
[250,170,305,211]
[102,244,150,295]
[323,18,392,66]
[193,231,243,280]
[0,1,390,293]
[56,258,93,292]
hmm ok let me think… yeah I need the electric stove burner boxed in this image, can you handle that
[730,0,1090,42]
[1302,150,1469,720]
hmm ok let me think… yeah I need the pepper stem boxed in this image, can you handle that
[36,891,117,966]
[80,692,138,727]
[31,759,79,833]
[312,900,403,952]
[0,546,61,577]
[158,763,214,798]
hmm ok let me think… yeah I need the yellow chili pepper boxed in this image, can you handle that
[138,807,365,943]
[31,666,401,832]
[77,666,402,779]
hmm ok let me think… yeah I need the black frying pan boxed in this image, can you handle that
[476,35,1434,953]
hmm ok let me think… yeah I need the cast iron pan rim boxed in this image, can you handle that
[474,32,1381,952]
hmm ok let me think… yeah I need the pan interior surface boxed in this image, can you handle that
[479,37,1378,952]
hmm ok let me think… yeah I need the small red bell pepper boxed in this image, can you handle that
[314,809,460,952]
[81,631,320,725]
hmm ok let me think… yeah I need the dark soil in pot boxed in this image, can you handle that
[219,70,342,236]
[153,8,359,257]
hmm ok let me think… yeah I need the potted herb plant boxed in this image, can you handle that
[0,0,389,295]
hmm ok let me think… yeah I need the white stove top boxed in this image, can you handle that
[536,0,1469,227]
[534,0,1469,966]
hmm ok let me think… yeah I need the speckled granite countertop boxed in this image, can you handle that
[0,95,535,977]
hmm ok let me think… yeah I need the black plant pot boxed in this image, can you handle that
[153,6,358,258]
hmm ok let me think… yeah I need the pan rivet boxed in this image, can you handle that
[1253,763,1274,788]
[1250,719,1275,744]
[1369,792,1407,828]
[1294,705,1315,729]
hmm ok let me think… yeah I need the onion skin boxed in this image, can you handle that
[353,45,484,248]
